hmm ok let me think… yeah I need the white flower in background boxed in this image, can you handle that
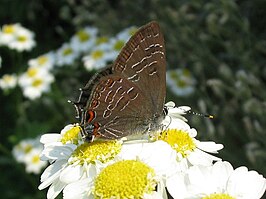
[28,52,56,70]
[82,45,113,71]
[63,141,176,199]
[0,23,22,45]
[5,24,36,52]
[116,26,137,41]
[0,74,17,90]
[12,137,47,174]
[154,114,223,171]
[24,148,48,174]
[18,66,54,100]
[105,36,127,60]
[167,161,266,199]
[55,43,79,66]
[166,68,196,96]
[94,36,110,48]
[102,26,137,61]
[70,27,98,53]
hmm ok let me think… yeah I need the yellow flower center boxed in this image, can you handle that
[3,75,14,83]
[77,30,90,42]
[202,193,235,199]
[96,36,108,45]
[63,47,73,56]
[3,25,15,34]
[113,40,125,51]
[32,155,40,164]
[129,28,137,36]
[37,56,48,65]
[32,79,43,87]
[91,50,104,60]
[170,71,178,79]
[23,145,33,153]
[94,160,157,199]
[157,129,196,158]
[61,126,81,145]
[177,79,187,88]
[70,140,122,165]
[17,35,27,42]
[27,68,38,77]
[182,68,191,78]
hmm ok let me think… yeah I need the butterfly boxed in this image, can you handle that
[73,21,167,142]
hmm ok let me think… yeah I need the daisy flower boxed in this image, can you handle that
[167,161,266,199]
[82,26,137,70]
[153,103,223,171]
[24,148,48,174]
[39,124,124,199]
[94,36,110,48]
[116,26,137,41]
[102,26,137,61]
[70,27,98,53]
[13,137,41,163]
[28,52,56,71]
[82,45,113,71]
[0,23,21,46]
[55,43,79,66]
[63,140,177,199]
[12,137,47,174]
[0,74,17,90]
[18,66,54,100]
[7,24,36,52]
[166,68,196,96]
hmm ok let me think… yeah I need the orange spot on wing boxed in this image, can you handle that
[87,110,95,123]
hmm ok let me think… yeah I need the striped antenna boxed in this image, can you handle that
[186,110,214,119]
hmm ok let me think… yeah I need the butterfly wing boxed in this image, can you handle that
[77,21,166,140]
[112,21,166,118]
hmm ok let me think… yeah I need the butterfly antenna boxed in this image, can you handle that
[68,99,81,119]
[186,110,214,119]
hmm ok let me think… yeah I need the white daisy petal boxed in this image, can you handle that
[41,144,76,160]
[187,148,221,166]
[63,178,92,199]
[47,178,66,199]
[139,141,178,177]
[39,159,67,189]
[60,164,83,184]
[166,172,188,199]
[40,134,62,144]
[195,140,224,153]
[227,166,266,199]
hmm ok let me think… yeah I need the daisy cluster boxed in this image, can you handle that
[12,136,47,174]
[0,23,137,99]
[0,23,36,52]
[38,102,266,199]
[53,26,137,70]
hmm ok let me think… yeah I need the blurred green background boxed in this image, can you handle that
[0,0,265,198]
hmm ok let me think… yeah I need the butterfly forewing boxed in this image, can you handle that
[113,21,166,117]
[77,21,167,141]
